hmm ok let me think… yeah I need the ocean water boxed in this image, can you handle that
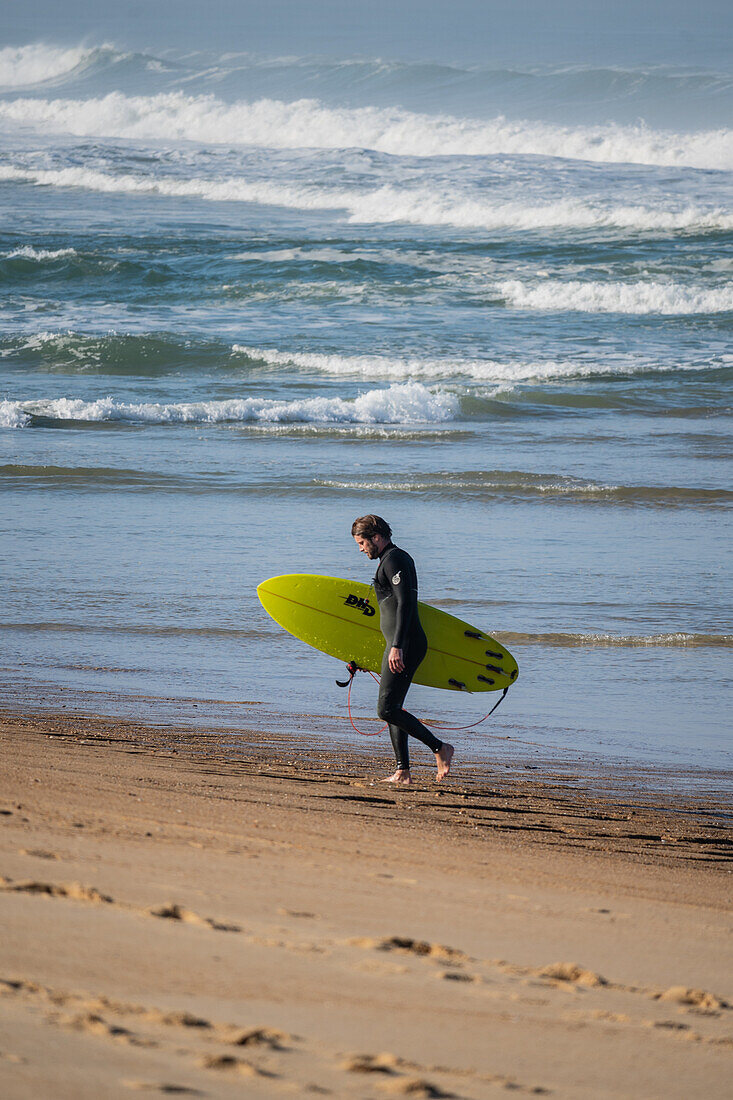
[1,18,731,784]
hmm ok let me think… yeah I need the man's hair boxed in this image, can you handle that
[351,514,392,540]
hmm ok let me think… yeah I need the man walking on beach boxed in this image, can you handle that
[352,514,454,785]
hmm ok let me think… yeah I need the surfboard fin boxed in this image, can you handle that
[336,660,361,688]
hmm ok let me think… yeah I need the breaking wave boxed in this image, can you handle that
[495,279,733,314]
[4,332,722,385]
[3,41,733,125]
[0,383,458,428]
[232,344,717,384]
[2,90,732,169]
[0,399,30,429]
[3,245,78,261]
[3,164,731,233]
[0,44,98,88]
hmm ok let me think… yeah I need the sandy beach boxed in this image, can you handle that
[0,709,731,1099]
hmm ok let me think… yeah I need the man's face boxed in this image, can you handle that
[354,534,380,559]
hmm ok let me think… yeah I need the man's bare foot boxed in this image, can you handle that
[435,743,454,781]
[380,769,412,786]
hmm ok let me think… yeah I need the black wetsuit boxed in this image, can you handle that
[373,544,442,769]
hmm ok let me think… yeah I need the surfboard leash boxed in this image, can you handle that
[336,662,386,737]
[336,662,510,737]
[429,687,509,730]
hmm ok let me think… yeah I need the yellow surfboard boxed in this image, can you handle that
[257,574,518,693]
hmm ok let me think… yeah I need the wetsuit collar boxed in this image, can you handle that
[378,541,395,559]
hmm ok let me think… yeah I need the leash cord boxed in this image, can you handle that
[345,669,385,737]
[340,664,509,737]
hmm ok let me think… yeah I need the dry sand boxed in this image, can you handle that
[0,709,731,1099]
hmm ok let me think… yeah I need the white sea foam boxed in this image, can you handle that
[230,344,710,383]
[316,475,611,495]
[0,399,31,428]
[495,279,733,314]
[314,474,733,508]
[4,246,78,261]
[1,331,715,386]
[342,190,733,232]
[232,344,468,379]
[1,90,732,169]
[494,631,733,648]
[229,246,391,264]
[233,344,567,382]
[0,383,458,428]
[0,163,332,207]
[0,44,95,87]
[3,164,731,234]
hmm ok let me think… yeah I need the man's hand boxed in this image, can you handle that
[388,647,405,673]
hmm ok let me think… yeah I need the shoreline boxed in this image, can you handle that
[1,681,731,802]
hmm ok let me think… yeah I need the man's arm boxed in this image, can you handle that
[388,552,416,671]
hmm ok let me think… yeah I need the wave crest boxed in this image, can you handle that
[0,44,100,88]
[0,383,458,428]
[1,90,732,169]
[495,631,733,648]
[495,279,733,314]
[315,470,733,507]
[232,344,717,384]
[3,164,731,234]
[0,399,29,429]
[3,333,723,386]
[4,245,78,261]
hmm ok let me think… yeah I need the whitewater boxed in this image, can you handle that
[2,88,733,170]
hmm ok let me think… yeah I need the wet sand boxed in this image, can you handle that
[1,709,731,1099]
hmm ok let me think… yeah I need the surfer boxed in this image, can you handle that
[352,515,454,786]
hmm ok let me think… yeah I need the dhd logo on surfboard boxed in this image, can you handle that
[344,593,375,617]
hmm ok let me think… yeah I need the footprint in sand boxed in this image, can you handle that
[225,1025,291,1050]
[351,936,468,964]
[343,1052,401,1074]
[123,1083,204,1095]
[380,1079,455,1098]
[342,1053,456,1098]
[536,962,607,988]
[198,1053,270,1077]
[0,879,113,904]
[656,985,729,1011]
[63,1012,156,1048]
[148,903,241,933]
[584,906,630,920]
